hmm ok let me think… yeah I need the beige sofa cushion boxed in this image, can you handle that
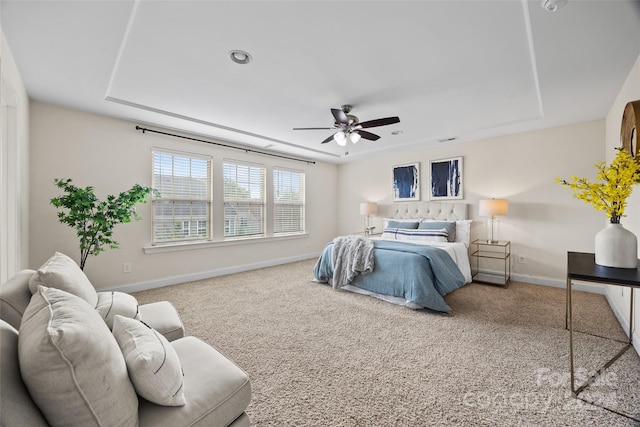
[0,269,36,330]
[18,286,138,427]
[29,252,98,307]
[113,315,186,406]
[138,336,252,427]
[0,320,49,427]
[96,291,141,329]
[138,300,185,342]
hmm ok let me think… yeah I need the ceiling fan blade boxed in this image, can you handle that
[331,108,349,125]
[320,134,336,144]
[357,130,380,141]
[358,116,400,129]
[293,127,333,130]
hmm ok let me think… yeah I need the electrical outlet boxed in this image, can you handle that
[518,255,525,264]
[123,263,132,274]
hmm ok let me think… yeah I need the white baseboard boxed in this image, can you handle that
[119,265,608,298]
[480,270,608,295]
[106,252,321,294]
[604,290,640,357]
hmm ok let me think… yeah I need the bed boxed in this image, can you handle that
[313,201,472,313]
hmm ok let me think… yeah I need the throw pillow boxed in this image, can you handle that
[382,218,422,229]
[95,291,141,330]
[112,315,186,407]
[18,286,138,427]
[28,252,98,307]
[419,221,456,242]
[386,220,420,229]
[381,227,448,243]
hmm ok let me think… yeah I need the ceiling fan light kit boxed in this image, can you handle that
[294,104,400,146]
[229,49,252,65]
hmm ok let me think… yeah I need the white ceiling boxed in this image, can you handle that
[2,0,639,164]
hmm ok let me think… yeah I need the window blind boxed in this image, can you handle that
[273,168,305,235]
[223,161,265,238]
[152,150,211,244]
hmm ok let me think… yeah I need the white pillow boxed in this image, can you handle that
[455,220,472,247]
[95,291,141,330]
[19,286,138,426]
[112,315,186,407]
[381,227,448,243]
[29,252,98,307]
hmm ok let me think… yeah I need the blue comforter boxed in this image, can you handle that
[313,239,466,313]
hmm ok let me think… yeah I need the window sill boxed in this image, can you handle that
[143,233,309,254]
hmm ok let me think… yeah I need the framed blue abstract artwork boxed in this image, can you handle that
[429,157,463,200]
[392,163,420,201]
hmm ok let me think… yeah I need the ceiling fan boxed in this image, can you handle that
[293,105,400,146]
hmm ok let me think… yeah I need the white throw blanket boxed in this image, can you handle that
[331,235,375,289]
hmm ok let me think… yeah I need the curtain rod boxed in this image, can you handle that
[135,126,316,165]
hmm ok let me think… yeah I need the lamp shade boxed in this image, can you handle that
[360,202,378,215]
[479,199,508,217]
[334,131,347,146]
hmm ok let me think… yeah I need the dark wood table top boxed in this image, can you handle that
[567,252,640,287]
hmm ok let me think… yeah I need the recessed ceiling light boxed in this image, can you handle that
[391,130,403,135]
[541,0,567,12]
[229,50,252,65]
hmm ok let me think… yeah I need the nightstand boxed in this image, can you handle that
[471,239,511,287]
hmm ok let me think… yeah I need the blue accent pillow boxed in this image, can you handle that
[418,221,456,242]
[381,228,448,243]
[387,220,420,229]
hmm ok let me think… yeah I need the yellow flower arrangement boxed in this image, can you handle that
[557,147,640,224]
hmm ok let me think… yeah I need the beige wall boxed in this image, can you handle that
[0,27,30,283]
[10,24,640,351]
[29,102,338,289]
[337,120,606,285]
[29,99,609,289]
[604,53,640,350]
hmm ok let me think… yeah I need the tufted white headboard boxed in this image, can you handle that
[379,202,468,222]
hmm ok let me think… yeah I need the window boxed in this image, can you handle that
[152,150,211,244]
[223,161,265,238]
[273,168,305,235]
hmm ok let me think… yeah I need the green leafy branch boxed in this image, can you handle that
[50,178,154,270]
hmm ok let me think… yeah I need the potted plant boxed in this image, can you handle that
[50,178,153,270]
[557,147,640,268]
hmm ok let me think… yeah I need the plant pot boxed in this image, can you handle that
[594,223,638,268]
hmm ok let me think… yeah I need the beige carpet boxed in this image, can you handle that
[134,259,640,426]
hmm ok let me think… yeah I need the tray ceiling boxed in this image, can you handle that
[2,0,639,163]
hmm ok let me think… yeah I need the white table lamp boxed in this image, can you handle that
[360,202,378,236]
[479,199,508,243]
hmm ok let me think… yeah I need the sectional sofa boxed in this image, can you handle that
[0,252,252,427]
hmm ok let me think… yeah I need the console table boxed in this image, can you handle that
[566,251,639,421]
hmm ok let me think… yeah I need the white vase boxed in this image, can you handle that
[594,223,638,268]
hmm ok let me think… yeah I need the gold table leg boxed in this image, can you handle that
[568,279,639,421]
